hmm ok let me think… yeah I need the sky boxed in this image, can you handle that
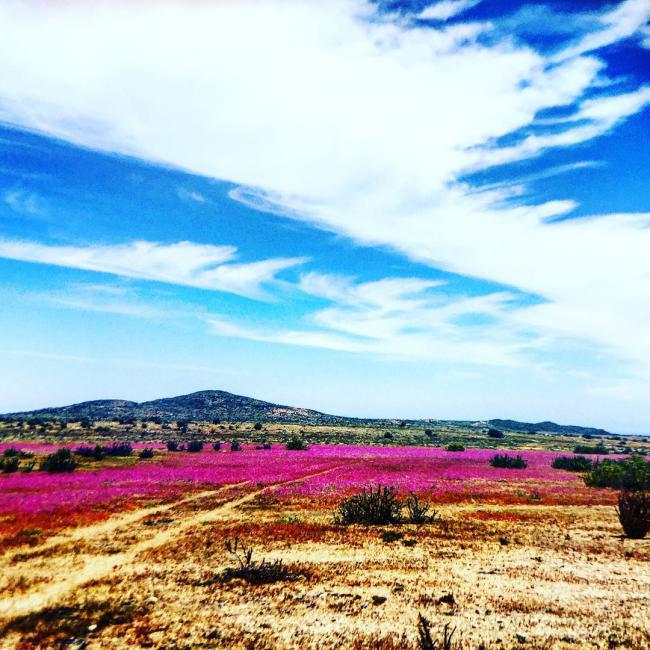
[0,0,649,432]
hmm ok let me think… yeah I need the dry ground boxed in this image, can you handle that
[1,477,648,650]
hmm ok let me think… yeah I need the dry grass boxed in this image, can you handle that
[0,480,648,650]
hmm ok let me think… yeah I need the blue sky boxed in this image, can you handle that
[0,0,649,432]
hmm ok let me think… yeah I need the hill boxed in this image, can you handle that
[1,389,611,435]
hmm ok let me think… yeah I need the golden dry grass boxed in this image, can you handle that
[0,478,649,650]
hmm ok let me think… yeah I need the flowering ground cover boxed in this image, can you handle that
[0,442,619,544]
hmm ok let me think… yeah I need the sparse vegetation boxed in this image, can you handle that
[221,537,298,584]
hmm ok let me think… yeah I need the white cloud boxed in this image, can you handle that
[0,0,648,378]
[177,187,207,204]
[209,272,533,367]
[0,239,305,299]
[418,1,481,22]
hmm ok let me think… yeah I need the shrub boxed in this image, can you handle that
[405,494,437,525]
[139,447,155,459]
[3,447,19,457]
[487,428,504,439]
[552,455,593,472]
[221,537,297,584]
[417,615,457,650]
[230,440,242,452]
[490,454,527,469]
[213,442,222,451]
[166,440,179,452]
[424,429,433,437]
[1,456,20,473]
[18,450,34,459]
[253,422,263,431]
[104,443,133,457]
[446,443,465,452]
[187,440,204,453]
[585,456,650,490]
[285,436,308,451]
[40,448,77,473]
[335,485,402,526]
[574,443,609,455]
[383,431,394,439]
[74,444,105,460]
[616,491,650,539]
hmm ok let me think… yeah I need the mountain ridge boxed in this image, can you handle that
[0,389,612,436]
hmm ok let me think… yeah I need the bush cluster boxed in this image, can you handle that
[573,443,609,455]
[221,537,298,584]
[490,454,527,469]
[40,448,77,473]
[285,436,308,451]
[552,455,593,472]
[335,485,438,526]
[446,443,465,452]
[487,428,504,439]
[584,456,650,490]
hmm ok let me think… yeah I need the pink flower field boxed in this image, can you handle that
[0,443,616,545]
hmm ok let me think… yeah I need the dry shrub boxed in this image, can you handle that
[617,490,650,538]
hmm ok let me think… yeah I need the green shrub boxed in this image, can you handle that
[186,440,204,453]
[285,436,308,451]
[552,455,593,472]
[74,444,105,460]
[213,442,222,451]
[585,456,650,490]
[104,443,133,457]
[253,422,263,431]
[487,428,504,439]
[490,454,527,469]
[616,491,650,539]
[335,485,402,526]
[40,448,77,473]
[573,443,609,455]
[446,443,465,452]
[166,440,179,452]
[139,447,155,459]
[230,440,242,452]
[3,447,19,457]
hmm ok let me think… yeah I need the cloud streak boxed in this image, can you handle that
[0,239,305,299]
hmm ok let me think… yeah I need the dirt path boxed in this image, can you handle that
[0,464,347,621]
[1,482,249,565]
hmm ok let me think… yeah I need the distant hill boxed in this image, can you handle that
[487,418,610,437]
[1,390,347,425]
[1,389,610,435]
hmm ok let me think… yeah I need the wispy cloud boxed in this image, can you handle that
[0,239,305,299]
[3,189,43,215]
[209,272,534,367]
[418,1,482,22]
